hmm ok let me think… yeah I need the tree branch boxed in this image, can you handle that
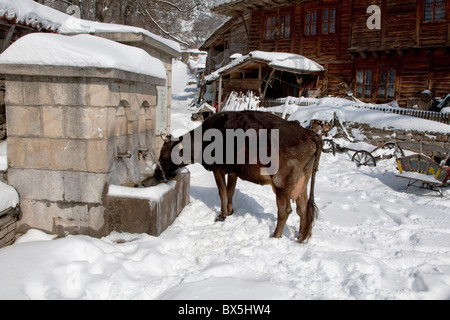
[155,0,201,13]
[134,0,189,46]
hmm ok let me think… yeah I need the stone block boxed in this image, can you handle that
[7,137,26,168]
[65,107,107,139]
[87,81,121,107]
[4,78,24,106]
[8,168,65,202]
[43,106,64,138]
[16,200,106,238]
[23,77,88,106]
[63,171,107,204]
[52,79,88,106]
[52,204,90,236]
[86,139,109,173]
[22,77,53,106]
[435,134,449,142]
[16,199,54,234]
[52,139,87,171]
[6,106,41,137]
[88,206,106,234]
[26,138,52,169]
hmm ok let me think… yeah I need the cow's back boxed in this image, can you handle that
[199,111,320,181]
[205,111,319,149]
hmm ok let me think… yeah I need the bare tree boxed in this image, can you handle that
[42,0,226,47]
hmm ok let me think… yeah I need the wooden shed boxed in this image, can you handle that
[205,50,324,107]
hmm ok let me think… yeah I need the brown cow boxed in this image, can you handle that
[155,111,323,243]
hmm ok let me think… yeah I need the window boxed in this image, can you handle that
[305,10,317,36]
[357,69,397,101]
[424,0,446,22]
[378,70,397,100]
[323,8,337,34]
[280,14,291,38]
[265,16,277,41]
[264,13,292,41]
[356,70,373,99]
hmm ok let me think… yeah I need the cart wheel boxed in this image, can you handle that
[323,139,336,156]
[383,142,405,158]
[352,150,377,167]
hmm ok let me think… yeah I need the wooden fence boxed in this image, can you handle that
[260,97,318,108]
[259,98,450,125]
[352,104,450,125]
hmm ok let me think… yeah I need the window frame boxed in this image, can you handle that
[263,12,292,41]
[423,0,447,22]
[356,68,398,102]
[304,10,318,36]
[377,69,397,100]
[322,7,337,35]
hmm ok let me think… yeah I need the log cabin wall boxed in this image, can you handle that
[248,0,354,97]
[349,0,450,106]
[210,0,450,107]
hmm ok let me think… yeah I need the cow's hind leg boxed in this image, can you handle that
[226,173,238,216]
[296,189,316,243]
[273,191,292,238]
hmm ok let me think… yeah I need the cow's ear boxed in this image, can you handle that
[163,134,172,143]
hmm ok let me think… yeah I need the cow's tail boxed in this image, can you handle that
[299,136,323,243]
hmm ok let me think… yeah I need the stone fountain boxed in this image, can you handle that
[0,34,190,238]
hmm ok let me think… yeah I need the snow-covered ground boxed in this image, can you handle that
[0,61,449,300]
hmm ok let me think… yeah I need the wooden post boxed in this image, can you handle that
[258,65,262,97]
[262,69,276,99]
[218,75,223,111]
[1,24,16,53]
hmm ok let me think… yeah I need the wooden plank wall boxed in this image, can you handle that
[242,0,450,103]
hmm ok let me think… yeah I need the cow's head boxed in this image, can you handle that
[154,135,180,181]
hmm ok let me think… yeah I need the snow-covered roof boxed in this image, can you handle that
[210,0,295,16]
[0,33,167,80]
[206,50,324,81]
[0,0,180,53]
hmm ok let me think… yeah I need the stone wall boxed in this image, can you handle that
[343,122,450,158]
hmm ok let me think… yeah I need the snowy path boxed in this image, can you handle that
[0,61,449,300]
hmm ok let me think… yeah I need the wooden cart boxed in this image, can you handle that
[395,145,449,197]
[323,139,405,167]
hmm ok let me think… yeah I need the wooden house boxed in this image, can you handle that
[204,0,450,108]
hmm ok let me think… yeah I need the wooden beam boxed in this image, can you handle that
[1,24,16,53]
[258,64,262,97]
[218,75,223,111]
[262,69,276,99]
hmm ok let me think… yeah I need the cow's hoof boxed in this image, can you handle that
[216,215,226,222]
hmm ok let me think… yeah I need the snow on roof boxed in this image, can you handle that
[0,0,180,53]
[0,0,66,32]
[206,51,324,81]
[0,33,167,80]
[252,51,325,73]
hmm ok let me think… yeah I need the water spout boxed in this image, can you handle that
[116,150,132,161]
[138,147,149,160]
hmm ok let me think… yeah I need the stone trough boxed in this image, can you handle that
[106,169,190,236]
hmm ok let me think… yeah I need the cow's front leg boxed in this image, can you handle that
[226,173,238,216]
[213,169,229,221]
